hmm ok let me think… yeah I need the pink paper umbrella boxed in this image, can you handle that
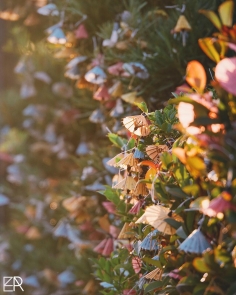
[129,200,144,214]
[93,85,111,101]
[132,257,142,274]
[102,238,114,256]
[75,24,88,39]
[108,62,124,76]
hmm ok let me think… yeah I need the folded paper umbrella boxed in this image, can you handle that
[135,205,176,235]
[47,27,67,44]
[123,114,150,136]
[65,56,87,69]
[115,153,138,168]
[133,148,145,159]
[113,175,137,191]
[37,3,59,16]
[123,62,149,79]
[106,153,124,167]
[85,66,107,85]
[140,229,159,251]
[144,268,162,281]
[109,81,123,97]
[134,182,149,196]
[64,66,81,80]
[107,62,124,76]
[173,15,192,46]
[129,200,144,215]
[178,229,212,254]
[103,22,119,47]
[75,24,89,39]
[132,256,142,274]
[94,238,114,256]
[93,85,111,101]
[118,222,135,239]
[89,108,105,123]
[53,219,68,238]
[146,145,169,163]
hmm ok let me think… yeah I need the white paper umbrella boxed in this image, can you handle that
[113,175,137,191]
[178,229,211,254]
[135,205,176,235]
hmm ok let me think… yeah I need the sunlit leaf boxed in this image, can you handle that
[186,61,206,92]
[215,57,236,96]
[218,0,234,27]
[198,38,221,63]
[193,258,211,273]
[199,10,222,30]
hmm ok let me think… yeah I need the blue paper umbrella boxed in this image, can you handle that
[178,229,212,254]
[85,66,107,84]
[140,229,160,251]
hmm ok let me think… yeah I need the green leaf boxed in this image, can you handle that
[165,185,189,199]
[142,256,162,268]
[98,186,120,206]
[144,280,163,294]
[164,218,182,230]
[155,110,163,126]
[193,258,211,273]
[160,152,172,170]
[107,133,126,148]
[135,101,148,113]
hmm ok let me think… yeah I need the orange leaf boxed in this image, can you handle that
[139,160,157,169]
[186,61,206,93]
[172,148,187,164]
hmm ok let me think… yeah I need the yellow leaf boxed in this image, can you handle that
[218,0,234,27]
[121,92,144,105]
[198,38,221,63]
[145,168,157,189]
[199,10,222,30]
[186,61,206,92]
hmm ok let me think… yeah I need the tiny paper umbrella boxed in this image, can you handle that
[144,268,162,281]
[140,229,160,251]
[123,114,150,136]
[178,229,211,254]
[115,153,137,168]
[37,4,59,16]
[85,66,107,85]
[132,256,142,273]
[129,200,144,215]
[113,175,137,191]
[75,24,89,39]
[135,205,176,235]
[146,145,169,163]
